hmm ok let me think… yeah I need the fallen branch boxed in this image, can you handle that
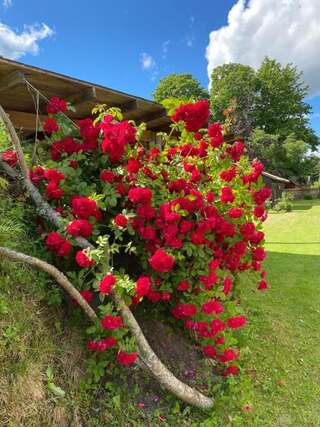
[0,104,214,409]
[0,246,97,322]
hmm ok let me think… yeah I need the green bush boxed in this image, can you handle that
[274,192,293,212]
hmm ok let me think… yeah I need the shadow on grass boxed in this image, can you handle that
[268,242,320,245]
[290,199,320,211]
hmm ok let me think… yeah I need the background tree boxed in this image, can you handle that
[210,64,257,137]
[248,129,317,183]
[153,73,208,103]
[210,58,319,150]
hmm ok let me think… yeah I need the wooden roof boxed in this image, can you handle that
[0,57,170,135]
[262,171,291,183]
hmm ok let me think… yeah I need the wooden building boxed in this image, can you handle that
[0,57,170,141]
[262,171,291,204]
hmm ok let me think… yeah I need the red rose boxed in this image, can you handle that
[220,166,237,182]
[161,291,171,301]
[75,250,95,268]
[223,365,239,376]
[203,344,217,358]
[30,166,45,184]
[227,316,247,329]
[117,350,137,366]
[135,276,151,297]
[258,279,269,290]
[80,290,93,304]
[211,319,225,336]
[114,214,128,228]
[148,249,175,273]
[177,280,190,291]
[44,168,65,183]
[66,219,93,238]
[220,187,235,204]
[172,303,197,318]
[251,247,266,262]
[47,96,67,114]
[43,117,59,134]
[99,274,116,294]
[219,348,238,363]
[72,197,99,220]
[87,336,117,352]
[228,207,243,219]
[101,315,123,330]
[45,231,72,257]
[100,169,115,183]
[69,160,78,169]
[46,182,64,200]
[127,158,141,173]
[172,100,210,132]
[252,187,272,205]
[202,299,224,315]
[128,187,153,204]
[223,277,233,295]
[1,149,17,167]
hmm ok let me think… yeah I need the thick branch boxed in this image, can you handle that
[113,292,213,408]
[0,247,97,322]
[0,105,29,178]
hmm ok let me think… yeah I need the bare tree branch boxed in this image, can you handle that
[0,246,97,322]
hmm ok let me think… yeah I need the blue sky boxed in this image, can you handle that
[1,0,320,135]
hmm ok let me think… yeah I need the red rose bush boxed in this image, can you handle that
[8,97,271,385]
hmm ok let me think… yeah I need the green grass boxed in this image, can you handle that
[238,199,320,426]
[1,192,320,426]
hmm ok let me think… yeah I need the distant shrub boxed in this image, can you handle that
[274,192,293,212]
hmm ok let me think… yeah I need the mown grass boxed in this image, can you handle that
[1,188,319,426]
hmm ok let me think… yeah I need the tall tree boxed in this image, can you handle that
[210,58,319,149]
[153,73,208,103]
[210,64,257,137]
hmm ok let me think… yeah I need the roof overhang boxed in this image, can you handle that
[0,57,170,136]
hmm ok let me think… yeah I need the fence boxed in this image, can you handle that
[285,187,320,200]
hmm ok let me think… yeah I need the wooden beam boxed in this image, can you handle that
[140,109,167,125]
[5,110,47,131]
[68,87,97,106]
[0,70,26,94]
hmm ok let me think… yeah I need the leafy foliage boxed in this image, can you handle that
[153,73,209,103]
[210,58,319,150]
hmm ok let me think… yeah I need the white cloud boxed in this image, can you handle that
[206,0,320,97]
[161,40,170,59]
[140,52,156,70]
[0,22,53,59]
[2,0,12,8]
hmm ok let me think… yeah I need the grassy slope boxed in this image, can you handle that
[1,192,320,426]
[240,199,320,426]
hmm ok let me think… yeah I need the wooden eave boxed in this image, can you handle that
[0,57,170,135]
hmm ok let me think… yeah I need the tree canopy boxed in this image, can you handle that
[210,58,319,150]
[153,73,209,103]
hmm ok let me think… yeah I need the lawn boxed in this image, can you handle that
[0,197,319,426]
[238,199,320,426]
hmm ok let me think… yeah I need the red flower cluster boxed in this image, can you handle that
[38,96,270,377]
[43,117,59,134]
[101,315,123,330]
[100,115,136,163]
[148,249,175,273]
[1,149,17,167]
[99,274,116,294]
[172,100,210,132]
[45,231,72,257]
[66,219,93,238]
[75,250,95,268]
[47,96,68,114]
[72,197,100,220]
